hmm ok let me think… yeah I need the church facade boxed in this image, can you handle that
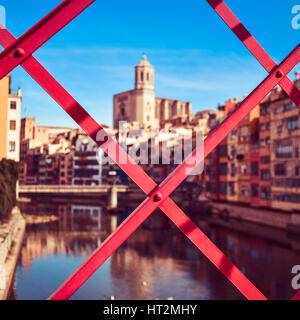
[113,56,192,129]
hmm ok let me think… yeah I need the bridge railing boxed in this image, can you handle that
[18,185,128,193]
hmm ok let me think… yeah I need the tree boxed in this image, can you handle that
[0,159,19,221]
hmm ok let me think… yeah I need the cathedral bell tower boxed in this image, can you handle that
[135,55,154,91]
[113,55,158,130]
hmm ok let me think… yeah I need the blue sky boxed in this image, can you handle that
[1,0,300,127]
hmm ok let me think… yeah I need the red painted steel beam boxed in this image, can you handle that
[292,290,300,300]
[49,44,300,299]
[206,0,300,108]
[0,0,95,80]
[0,26,266,301]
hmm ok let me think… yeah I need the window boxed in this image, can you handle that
[260,104,269,115]
[219,182,227,196]
[274,163,286,176]
[230,129,237,139]
[275,145,292,158]
[251,184,259,198]
[10,101,16,110]
[9,120,16,130]
[229,182,235,196]
[251,143,259,154]
[260,156,270,164]
[206,182,210,192]
[209,171,216,180]
[273,193,300,203]
[277,125,282,134]
[296,166,300,176]
[220,163,228,176]
[147,73,150,81]
[261,169,270,181]
[241,163,248,176]
[266,137,270,144]
[260,124,265,131]
[251,162,259,176]
[9,141,15,152]
[119,103,126,117]
[284,102,297,112]
[141,71,144,81]
[240,185,249,198]
[251,132,259,144]
[260,139,265,147]
[231,163,236,177]
[261,187,270,200]
[219,145,227,157]
[287,117,299,131]
[230,145,236,156]
[266,123,270,130]
[296,147,299,158]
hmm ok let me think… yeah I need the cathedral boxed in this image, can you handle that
[113,55,192,129]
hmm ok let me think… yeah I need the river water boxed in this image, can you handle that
[8,199,300,300]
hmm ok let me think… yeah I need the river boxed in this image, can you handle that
[8,199,300,300]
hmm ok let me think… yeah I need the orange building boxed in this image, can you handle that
[204,97,260,206]
[259,97,272,208]
[270,73,300,211]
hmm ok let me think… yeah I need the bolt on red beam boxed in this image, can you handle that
[206,0,300,108]
[0,24,267,301]
[49,45,300,300]
[0,0,95,80]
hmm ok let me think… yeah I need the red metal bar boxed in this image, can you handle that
[0,25,266,301]
[206,0,300,108]
[292,290,300,300]
[0,0,95,80]
[49,45,300,299]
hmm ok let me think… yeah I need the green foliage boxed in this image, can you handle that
[0,159,19,221]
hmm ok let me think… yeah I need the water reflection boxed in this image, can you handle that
[9,200,300,300]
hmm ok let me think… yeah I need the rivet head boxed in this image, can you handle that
[276,70,284,78]
[153,192,162,202]
[14,48,25,58]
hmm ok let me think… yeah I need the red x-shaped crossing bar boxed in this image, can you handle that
[0,0,299,300]
[207,0,300,107]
